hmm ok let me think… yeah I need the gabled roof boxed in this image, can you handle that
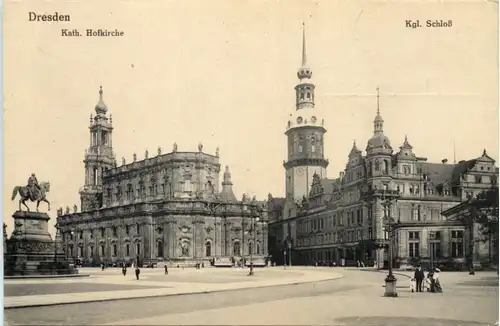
[419,162,456,186]
[451,159,477,184]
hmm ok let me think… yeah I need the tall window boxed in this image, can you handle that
[136,243,141,256]
[205,241,212,257]
[112,226,117,237]
[100,244,105,256]
[233,241,241,256]
[411,205,420,221]
[429,231,442,259]
[113,244,117,256]
[256,242,260,254]
[101,227,105,238]
[451,230,464,258]
[125,225,130,235]
[126,244,130,256]
[408,231,420,258]
[248,242,253,255]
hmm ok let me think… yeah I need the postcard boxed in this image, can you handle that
[3,1,499,325]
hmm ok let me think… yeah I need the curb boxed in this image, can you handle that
[5,274,90,280]
[5,274,343,309]
[359,268,412,279]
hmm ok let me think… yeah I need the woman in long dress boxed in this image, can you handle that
[433,268,443,293]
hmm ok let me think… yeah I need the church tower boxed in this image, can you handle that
[365,87,393,188]
[283,24,328,216]
[79,86,116,211]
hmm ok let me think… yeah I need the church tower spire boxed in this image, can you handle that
[283,23,328,218]
[295,23,314,110]
[80,86,116,212]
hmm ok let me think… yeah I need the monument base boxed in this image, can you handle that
[4,211,78,277]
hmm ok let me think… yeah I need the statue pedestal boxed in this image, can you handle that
[5,211,77,276]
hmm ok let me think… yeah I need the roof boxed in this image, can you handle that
[419,162,456,185]
[451,159,477,184]
[318,177,341,195]
[268,197,285,212]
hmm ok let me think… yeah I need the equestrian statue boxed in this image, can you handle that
[11,173,51,212]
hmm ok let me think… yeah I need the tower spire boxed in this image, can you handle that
[301,22,307,67]
[376,86,380,115]
[95,85,108,115]
[373,87,384,134]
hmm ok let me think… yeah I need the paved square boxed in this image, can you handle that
[4,268,498,326]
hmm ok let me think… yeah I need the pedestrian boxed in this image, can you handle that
[414,265,425,292]
[433,268,443,293]
[409,278,417,292]
[135,266,140,280]
[122,265,127,276]
[164,264,168,275]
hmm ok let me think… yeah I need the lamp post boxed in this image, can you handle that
[70,231,75,263]
[428,231,436,270]
[382,198,398,297]
[107,237,111,267]
[284,234,292,269]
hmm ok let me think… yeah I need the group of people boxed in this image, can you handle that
[120,263,141,280]
[410,266,443,293]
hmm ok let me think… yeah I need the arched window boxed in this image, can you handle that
[205,241,212,257]
[306,92,311,99]
[256,242,261,254]
[233,241,241,256]
[113,244,117,256]
[100,244,105,256]
[311,136,316,153]
[248,242,253,255]
[374,160,380,171]
[300,92,305,100]
[157,241,164,257]
[136,243,141,256]
[136,224,140,234]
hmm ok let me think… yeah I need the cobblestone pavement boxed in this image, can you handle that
[5,268,498,326]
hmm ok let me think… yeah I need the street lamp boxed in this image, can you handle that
[284,234,292,269]
[382,198,399,297]
[107,237,111,267]
[70,231,75,263]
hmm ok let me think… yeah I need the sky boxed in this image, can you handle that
[4,0,499,236]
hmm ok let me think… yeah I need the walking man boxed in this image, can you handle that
[135,266,140,280]
[164,264,168,275]
[414,265,425,292]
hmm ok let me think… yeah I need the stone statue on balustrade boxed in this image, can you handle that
[11,173,51,212]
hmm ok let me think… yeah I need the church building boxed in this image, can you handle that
[56,87,268,267]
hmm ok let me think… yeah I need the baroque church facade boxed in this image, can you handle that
[268,26,498,270]
[56,87,268,267]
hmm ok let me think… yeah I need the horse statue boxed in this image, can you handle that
[11,182,51,212]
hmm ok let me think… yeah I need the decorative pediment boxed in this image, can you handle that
[99,239,105,244]
[156,238,163,243]
[134,237,142,243]
[124,238,131,243]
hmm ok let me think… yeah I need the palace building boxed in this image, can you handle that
[268,26,498,270]
[56,87,268,267]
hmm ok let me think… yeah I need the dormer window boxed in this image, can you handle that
[444,188,451,196]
